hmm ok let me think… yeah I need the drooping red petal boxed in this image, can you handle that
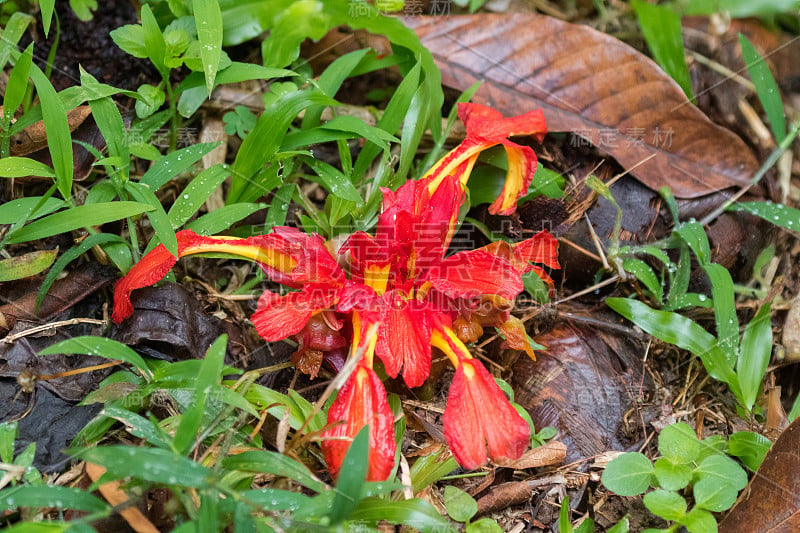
[251,283,339,342]
[375,291,432,387]
[458,103,546,143]
[488,143,537,216]
[443,358,530,469]
[112,230,299,323]
[514,231,560,269]
[427,248,524,302]
[321,364,396,481]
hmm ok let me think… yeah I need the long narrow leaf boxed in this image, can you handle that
[737,303,772,411]
[739,34,786,143]
[125,181,178,257]
[6,202,152,244]
[76,446,211,488]
[606,297,737,386]
[0,485,107,513]
[193,0,223,94]
[39,336,153,381]
[29,65,73,198]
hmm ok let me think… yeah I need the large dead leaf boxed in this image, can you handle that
[405,14,759,199]
[719,417,800,532]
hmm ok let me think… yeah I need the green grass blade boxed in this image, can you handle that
[737,303,772,411]
[193,0,223,94]
[349,498,452,533]
[0,485,107,513]
[739,34,786,143]
[606,297,737,385]
[222,451,328,493]
[76,446,211,488]
[703,263,739,364]
[6,201,152,244]
[39,336,154,381]
[173,334,227,455]
[140,143,221,190]
[39,0,55,36]
[0,13,34,70]
[330,426,370,525]
[3,43,33,122]
[633,0,693,99]
[0,157,56,178]
[125,181,178,257]
[184,202,265,235]
[29,65,73,199]
[168,164,230,228]
[728,201,800,232]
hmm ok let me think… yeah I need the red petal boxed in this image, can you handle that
[321,365,396,481]
[459,103,546,142]
[427,249,524,302]
[514,231,560,269]
[443,358,530,469]
[488,144,536,216]
[251,284,339,342]
[375,291,432,387]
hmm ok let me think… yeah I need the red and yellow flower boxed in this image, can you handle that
[111,103,557,481]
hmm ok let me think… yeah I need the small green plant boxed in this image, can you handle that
[601,422,772,533]
[444,486,503,532]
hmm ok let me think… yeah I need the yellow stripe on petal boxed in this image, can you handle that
[489,146,528,216]
[181,240,297,274]
[422,145,483,195]
[430,326,473,368]
[364,263,391,295]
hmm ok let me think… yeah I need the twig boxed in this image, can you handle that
[1,318,107,344]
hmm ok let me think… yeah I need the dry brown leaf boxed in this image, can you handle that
[10,105,92,157]
[405,14,759,199]
[718,417,800,532]
[85,462,160,533]
[506,440,566,469]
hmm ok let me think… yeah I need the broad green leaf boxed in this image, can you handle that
[739,34,786,143]
[0,485,106,512]
[643,489,686,521]
[444,485,477,523]
[39,336,153,381]
[0,157,55,179]
[607,516,630,533]
[140,142,220,190]
[218,0,280,46]
[692,478,738,512]
[261,1,332,68]
[6,202,152,244]
[135,84,166,119]
[728,201,800,232]
[466,518,504,533]
[101,405,172,449]
[0,249,57,282]
[653,457,692,491]
[126,181,178,258]
[738,303,772,410]
[264,184,295,231]
[76,446,211,488]
[601,452,653,496]
[728,431,771,471]
[174,335,227,454]
[680,507,717,533]
[606,298,737,386]
[193,0,223,93]
[348,497,451,533]
[658,422,701,465]
[29,65,73,199]
[185,202,265,235]
[703,263,738,364]
[222,451,327,493]
[168,165,230,228]
[693,454,747,491]
[330,426,370,524]
[633,0,692,98]
[0,422,16,463]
